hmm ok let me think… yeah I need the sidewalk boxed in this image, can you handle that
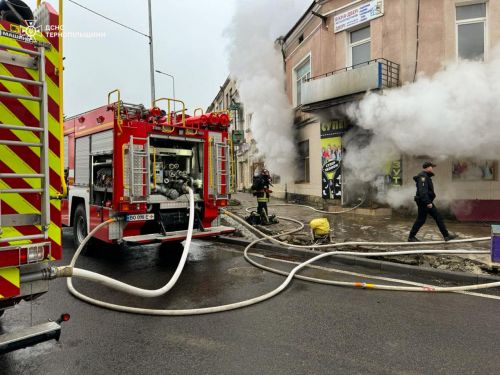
[224,192,496,275]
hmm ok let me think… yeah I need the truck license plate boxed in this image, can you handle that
[125,214,155,222]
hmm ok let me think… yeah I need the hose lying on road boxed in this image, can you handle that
[244,197,365,215]
[240,248,500,300]
[60,187,326,315]
[53,193,498,316]
[223,210,499,294]
[228,210,490,249]
[66,188,195,298]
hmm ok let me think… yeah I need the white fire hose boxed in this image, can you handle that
[224,211,499,294]
[52,189,498,316]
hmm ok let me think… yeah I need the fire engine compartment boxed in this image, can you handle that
[148,137,204,204]
[90,135,208,233]
[145,137,205,232]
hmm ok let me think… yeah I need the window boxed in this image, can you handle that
[296,140,310,183]
[452,159,497,181]
[349,26,371,67]
[295,57,311,106]
[456,3,486,61]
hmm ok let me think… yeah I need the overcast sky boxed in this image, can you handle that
[22,0,235,116]
[24,0,309,117]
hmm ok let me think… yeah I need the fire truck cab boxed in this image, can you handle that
[62,95,235,248]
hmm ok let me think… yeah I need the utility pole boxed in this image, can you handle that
[148,0,155,104]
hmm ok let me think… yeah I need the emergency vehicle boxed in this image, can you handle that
[62,95,235,248]
[0,0,68,353]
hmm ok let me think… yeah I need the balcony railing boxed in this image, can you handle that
[301,59,400,106]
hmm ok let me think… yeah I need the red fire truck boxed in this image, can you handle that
[62,94,235,248]
[0,1,68,353]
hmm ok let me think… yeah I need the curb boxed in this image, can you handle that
[215,236,500,284]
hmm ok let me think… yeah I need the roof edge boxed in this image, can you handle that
[283,1,318,42]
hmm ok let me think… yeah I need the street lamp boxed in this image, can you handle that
[155,69,176,103]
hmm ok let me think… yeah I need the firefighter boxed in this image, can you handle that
[251,169,273,225]
[408,162,458,242]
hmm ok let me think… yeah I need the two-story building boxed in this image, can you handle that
[207,77,258,191]
[280,0,500,220]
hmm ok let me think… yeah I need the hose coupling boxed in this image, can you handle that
[55,266,74,278]
[40,266,58,280]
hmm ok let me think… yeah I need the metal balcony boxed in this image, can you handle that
[301,59,399,108]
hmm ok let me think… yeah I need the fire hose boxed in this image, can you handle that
[223,211,500,296]
[44,189,498,316]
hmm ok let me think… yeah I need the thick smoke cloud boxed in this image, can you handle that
[345,50,500,206]
[226,0,310,182]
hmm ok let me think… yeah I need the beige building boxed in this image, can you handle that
[207,77,258,192]
[279,0,500,220]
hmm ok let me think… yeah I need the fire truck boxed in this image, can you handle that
[0,1,68,353]
[62,95,235,248]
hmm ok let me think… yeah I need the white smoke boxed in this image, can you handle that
[377,186,415,209]
[345,49,500,206]
[226,0,310,182]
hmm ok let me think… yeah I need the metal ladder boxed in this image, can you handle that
[128,136,149,203]
[0,44,50,243]
[228,137,236,193]
[214,141,230,200]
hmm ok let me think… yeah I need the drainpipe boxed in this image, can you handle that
[413,0,421,82]
[275,36,286,72]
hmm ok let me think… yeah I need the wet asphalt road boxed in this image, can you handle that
[1,228,500,375]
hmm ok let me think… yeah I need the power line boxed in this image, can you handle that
[67,0,150,39]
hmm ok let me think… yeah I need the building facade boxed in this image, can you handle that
[280,0,500,219]
[207,77,258,192]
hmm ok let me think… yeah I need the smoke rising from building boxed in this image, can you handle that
[345,50,500,207]
[226,0,310,181]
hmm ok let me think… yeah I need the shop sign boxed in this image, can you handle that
[232,130,245,145]
[320,119,349,138]
[389,159,402,186]
[334,0,384,33]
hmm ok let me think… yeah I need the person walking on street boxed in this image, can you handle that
[408,162,457,242]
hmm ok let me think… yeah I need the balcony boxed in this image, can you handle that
[301,59,399,109]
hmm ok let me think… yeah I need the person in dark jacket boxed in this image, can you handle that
[408,162,457,242]
[251,169,274,225]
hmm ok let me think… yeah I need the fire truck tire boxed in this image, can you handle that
[0,309,4,318]
[73,204,89,252]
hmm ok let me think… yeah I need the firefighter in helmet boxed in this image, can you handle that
[252,169,274,225]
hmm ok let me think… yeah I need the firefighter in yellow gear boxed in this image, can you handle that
[252,169,273,225]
